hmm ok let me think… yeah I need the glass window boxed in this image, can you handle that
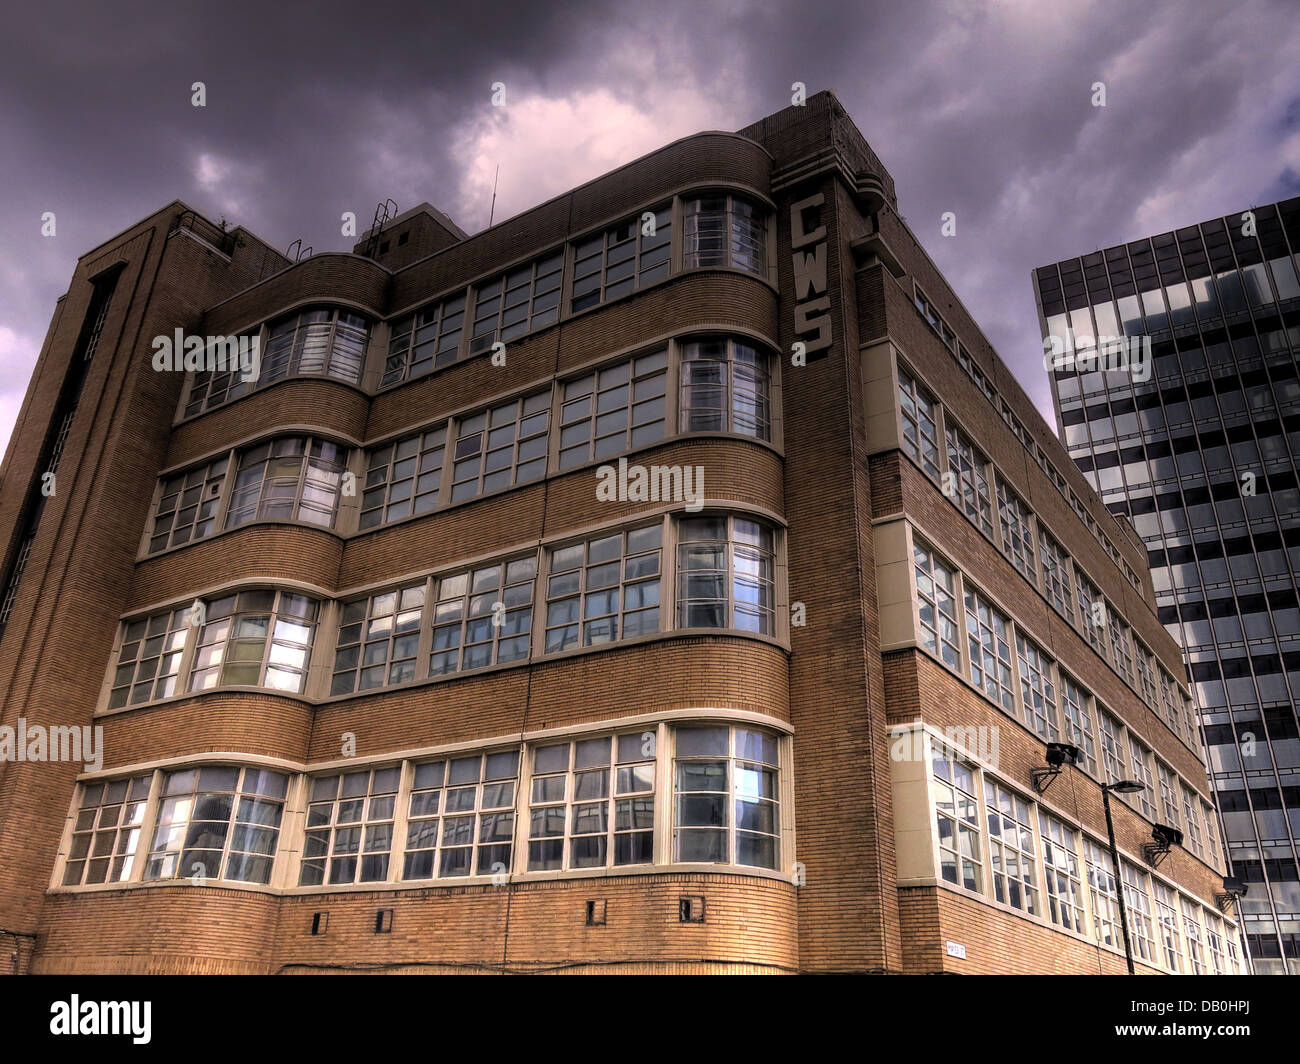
[469,250,563,353]
[547,525,661,651]
[300,766,401,885]
[1098,709,1126,785]
[1075,572,1108,655]
[406,751,519,879]
[1154,881,1184,972]
[676,516,775,635]
[1108,612,1135,683]
[571,205,672,312]
[1084,837,1121,949]
[1181,897,1206,973]
[1128,736,1155,818]
[1121,860,1157,965]
[449,390,550,501]
[673,724,780,869]
[996,477,1036,580]
[183,335,258,416]
[108,607,191,708]
[225,436,347,529]
[382,292,466,386]
[188,590,319,693]
[559,351,667,468]
[145,766,288,884]
[1058,673,1099,777]
[682,194,766,276]
[1038,525,1074,621]
[932,749,982,891]
[1016,633,1059,741]
[430,556,537,674]
[1181,783,1203,854]
[1041,813,1086,933]
[528,731,657,871]
[260,308,369,386]
[359,427,446,529]
[331,583,426,694]
[898,366,940,479]
[964,587,1015,712]
[1157,762,1181,829]
[148,457,228,552]
[63,775,151,886]
[679,338,771,440]
[945,424,994,535]
[913,538,961,668]
[984,780,1039,914]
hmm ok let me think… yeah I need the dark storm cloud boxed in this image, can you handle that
[2,0,1297,453]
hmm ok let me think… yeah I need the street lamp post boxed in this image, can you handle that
[1102,779,1145,976]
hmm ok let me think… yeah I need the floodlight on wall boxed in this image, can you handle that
[1215,877,1248,914]
[1142,823,1184,868]
[1031,743,1082,793]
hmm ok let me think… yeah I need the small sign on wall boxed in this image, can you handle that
[945,940,967,959]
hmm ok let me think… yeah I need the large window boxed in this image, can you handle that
[1058,673,1099,777]
[996,477,1036,580]
[559,351,667,468]
[382,293,466,386]
[145,766,288,884]
[1157,762,1181,829]
[260,308,369,386]
[673,724,779,869]
[1098,708,1126,785]
[898,367,940,478]
[571,205,672,312]
[188,590,318,693]
[1122,860,1157,965]
[1128,736,1155,819]
[448,390,550,501]
[679,338,771,440]
[913,539,960,668]
[682,194,766,276]
[1154,881,1184,972]
[932,749,982,892]
[676,516,774,634]
[1040,813,1086,933]
[331,583,426,694]
[430,557,537,674]
[1016,634,1060,741]
[358,427,446,529]
[945,425,994,535]
[63,775,151,886]
[469,251,563,352]
[416,751,518,878]
[964,587,1015,713]
[1038,526,1073,621]
[183,339,256,417]
[1181,897,1206,973]
[546,526,661,651]
[527,732,656,871]
[1181,783,1204,853]
[148,458,227,553]
[1108,613,1135,683]
[108,607,190,708]
[1084,838,1120,948]
[985,780,1039,914]
[300,766,401,885]
[225,436,347,529]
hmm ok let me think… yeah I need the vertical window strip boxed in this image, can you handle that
[382,292,466,386]
[898,366,941,478]
[301,765,401,885]
[679,338,771,440]
[1015,633,1060,741]
[1040,813,1087,934]
[1121,860,1157,965]
[912,539,961,668]
[675,516,774,635]
[984,779,1040,914]
[430,556,537,675]
[572,204,672,312]
[1098,709,1127,785]
[673,724,780,869]
[108,606,191,708]
[1059,673,1099,777]
[559,351,668,470]
[149,457,228,553]
[358,427,446,529]
[331,582,426,694]
[996,477,1037,580]
[62,775,152,886]
[932,749,982,892]
[682,194,765,276]
[449,389,550,502]
[1084,838,1121,949]
[963,587,1015,713]
[945,425,994,535]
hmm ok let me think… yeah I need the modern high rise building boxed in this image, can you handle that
[1035,198,1300,973]
[0,92,1239,974]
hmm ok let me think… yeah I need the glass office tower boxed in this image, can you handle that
[1034,197,1300,973]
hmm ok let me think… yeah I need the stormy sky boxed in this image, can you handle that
[2,0,1298,458]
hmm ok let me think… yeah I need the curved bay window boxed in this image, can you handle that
[260,307,369,386]
[682,193,767,276]
[188,589,318,693]
[225,436,346,529]
[673,724,780,869]
[145,765,288,884]
[679,338,771,440]
[676,516,775,634]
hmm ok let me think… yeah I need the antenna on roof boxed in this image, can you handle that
[488,165,500,227]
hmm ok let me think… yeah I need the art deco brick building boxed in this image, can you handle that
[0,91,1240,974]
[1035,198,1300,973]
